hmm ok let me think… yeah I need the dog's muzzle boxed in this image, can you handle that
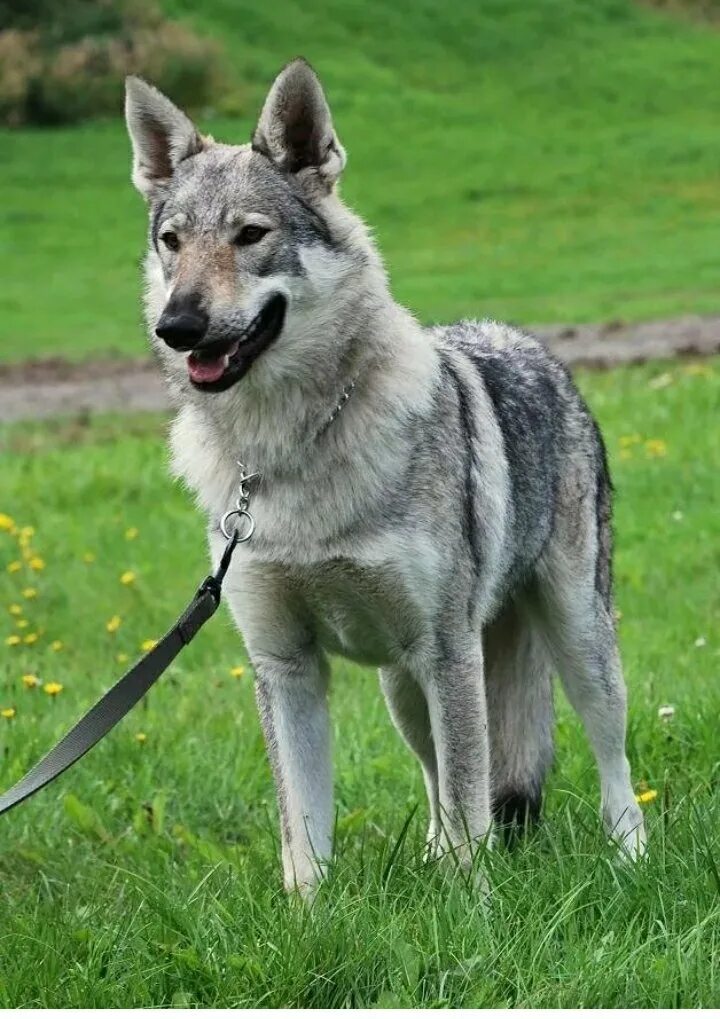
[156,293,288,392]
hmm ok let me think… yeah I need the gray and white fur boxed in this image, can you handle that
[125,59,646,894]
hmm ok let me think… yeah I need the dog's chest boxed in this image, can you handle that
[288,557,428,666]
[188,412,439,668]
[225,538,436,669]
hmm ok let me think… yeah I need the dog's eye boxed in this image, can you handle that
[161,231,180,252]
[235,225,270,246]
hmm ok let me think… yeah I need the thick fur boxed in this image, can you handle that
[125,60,646,893]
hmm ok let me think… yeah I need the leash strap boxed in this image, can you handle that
[0,533,239,818]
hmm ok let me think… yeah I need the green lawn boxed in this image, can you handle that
[2,0,720,363]
[0,358,718,1006]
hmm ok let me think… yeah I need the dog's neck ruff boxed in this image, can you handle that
[219,378,357,541]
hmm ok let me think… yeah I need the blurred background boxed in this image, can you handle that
[1,0,720,365]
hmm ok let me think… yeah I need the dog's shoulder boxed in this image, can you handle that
[427,317,583,423]
[428,317,561,378]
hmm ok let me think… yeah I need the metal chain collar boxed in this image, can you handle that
[219,378,357,542]
[318,379,356,436]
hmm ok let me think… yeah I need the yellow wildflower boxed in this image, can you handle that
[5,635,21,646]
[140,638,158,652]
[28,556,45,571]
[8,604,22,616]
[120,570,136,585]
[1,707,16,720]
[125,527,139,540]
[83,552,96,564]
[106,615,122,634]
[22,674,39,689]
[684,362,712,377]
[7,561,22,574]
[230,666,245,678]
[43,682,63,696]
[636,789,658,804]
[22,587,37,599]
[23,632,38,645]
[50,640,63,652]
[619,434,641,448]
[645,439,667,458]
[19,525,34,539]
[0,514,15,532]
[135,732,147,743]
[16,619,28,629]
[116,652,129,664]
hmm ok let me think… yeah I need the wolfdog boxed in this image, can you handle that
[124,59,646,893]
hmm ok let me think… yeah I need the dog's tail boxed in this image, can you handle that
[484,601,554,843]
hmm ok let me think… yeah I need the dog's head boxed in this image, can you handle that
[125,60,374,395]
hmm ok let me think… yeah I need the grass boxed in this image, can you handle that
[3,0,720,363]
[0,357,718,1006]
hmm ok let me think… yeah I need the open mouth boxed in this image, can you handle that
[186,294,287,392]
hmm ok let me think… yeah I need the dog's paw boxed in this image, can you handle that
[284,859,328,904]
[422,829,442,864]
[424,833,492,900]
[604,801,647,863]
[286,877,322,906]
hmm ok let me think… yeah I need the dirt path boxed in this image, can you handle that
[1,314,719,423]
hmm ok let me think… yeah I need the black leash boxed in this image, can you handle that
[0,532,239,818]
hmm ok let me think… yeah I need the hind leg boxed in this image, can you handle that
[380,667,441,852]
[484,602,555,841]
[535,555,646,859]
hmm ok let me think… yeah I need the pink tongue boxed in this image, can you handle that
[187,353,226,384]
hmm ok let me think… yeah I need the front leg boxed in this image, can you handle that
[252,647,332,896]
[218,547,333,896]
[417,637,492,868]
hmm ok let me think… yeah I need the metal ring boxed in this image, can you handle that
[220,509,255,542]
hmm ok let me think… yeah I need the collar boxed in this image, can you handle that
[220,377,357,541]
[317,378,357,437]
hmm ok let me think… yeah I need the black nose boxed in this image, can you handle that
[155,300,209,350]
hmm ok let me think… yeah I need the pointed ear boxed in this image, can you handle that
[251,59,346,190]
[125,76,204,200]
